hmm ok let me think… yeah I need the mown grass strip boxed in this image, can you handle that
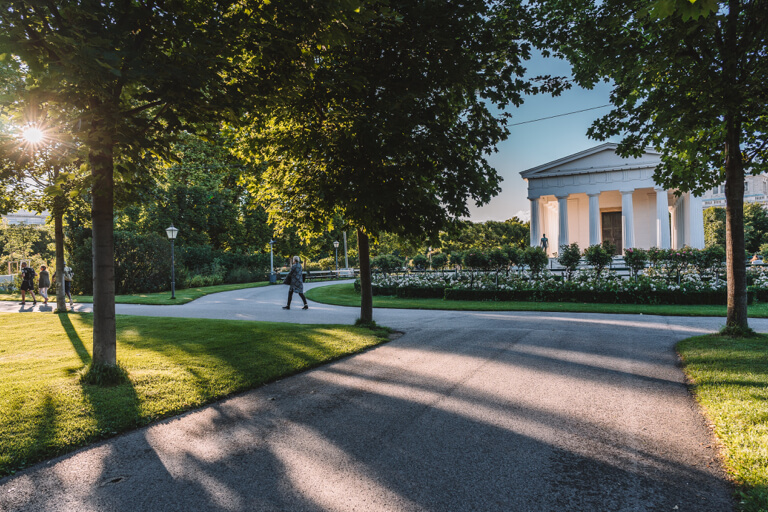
[677,335,768,512]
[0,313,389,477]
[306,283,768,317]
[0,281,272,305]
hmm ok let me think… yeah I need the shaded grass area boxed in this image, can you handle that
[677,335,768,512]
[307,283,768,317]
[0,281,271,305]
[0,313,389,477]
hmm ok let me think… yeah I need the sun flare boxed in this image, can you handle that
[22,126,45,145]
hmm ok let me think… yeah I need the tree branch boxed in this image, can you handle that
[121,100,165,117]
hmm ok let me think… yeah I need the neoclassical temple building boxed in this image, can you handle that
[521,143,705,256]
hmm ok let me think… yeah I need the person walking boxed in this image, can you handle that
[38,265,51,305]
[283,256,308,310]
[53,262,74,309]
[19,262,37,306]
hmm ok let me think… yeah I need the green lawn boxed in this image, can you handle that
[0,313,389,477]
[0,281,272,305]
[677,335,768,512]
[307,283,768,317]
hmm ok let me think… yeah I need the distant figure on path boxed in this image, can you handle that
[540,234,549,253]
[53,262,75,309]
[19,262,37,306]
[283,256,308,310]
[38,265,51,305]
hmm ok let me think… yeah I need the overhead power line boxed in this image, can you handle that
[508,104,612,127]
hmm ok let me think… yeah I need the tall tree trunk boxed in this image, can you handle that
[357,228,373,323]
[53,193,66,313]
[90,140,117,366]
[724,116,748,330]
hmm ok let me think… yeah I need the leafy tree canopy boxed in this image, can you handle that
[0,0,372,365]
[531,0,768,328]
[238,0,560,241]
[532,0,768,193]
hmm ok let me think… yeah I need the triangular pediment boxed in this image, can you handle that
[520,143,661,180]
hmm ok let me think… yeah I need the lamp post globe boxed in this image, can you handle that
[166,225,179,299]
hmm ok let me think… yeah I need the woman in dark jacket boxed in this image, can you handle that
[283,256,308,310]
[38,265,51,305]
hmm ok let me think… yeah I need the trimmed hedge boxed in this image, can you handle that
[368,284,753,306]
[750,287,768,303]
[362,284,444,298]
[443,287,751,305]
[395,286,445,299]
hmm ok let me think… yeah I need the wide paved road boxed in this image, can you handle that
[1,282,753,511]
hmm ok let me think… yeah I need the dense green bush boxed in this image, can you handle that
[522,247,548,276]
[464,251,489,271]
[179,245,215,274]
[113,231,172,295]
[557,243,581,280]
[623,248,648,278]
[583,244,612,277]
[372,254,404,274]
[69,236,93,296]
[410,254,428,270]
[184,273,223,288]
[488,248,509,271]
[314,256,336,269]
[431,253,448,270]
[505,246,521,267]
[448,251,464,268]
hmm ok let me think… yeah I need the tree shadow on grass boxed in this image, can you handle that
[58,312,91,365]
[113,317,386,412]
[3,392,59,476]
[54,314,140,459]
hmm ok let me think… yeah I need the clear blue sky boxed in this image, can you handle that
[467,54,617,222]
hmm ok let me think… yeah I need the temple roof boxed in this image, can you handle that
[520,143,661,180]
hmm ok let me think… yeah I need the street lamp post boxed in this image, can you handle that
[333,241,340,272]
[166,225,179,299]
[269,240,276,283]
[343,231,349,269]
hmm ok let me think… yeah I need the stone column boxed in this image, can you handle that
[587,192,601,246]
[620,189,635,251]
[688,193,705,249]
[556,194,569,252]
[529,197,541,247]
[675,195,685,249]
[655,187,671,249]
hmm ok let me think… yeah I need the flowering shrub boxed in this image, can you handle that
[583,244,612,277]
[522,247,548,276]
[557,243,581,280]
[353,244,755,305]
[359,260,756,305]
[623,248,648,278]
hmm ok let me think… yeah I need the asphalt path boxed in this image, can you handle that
[1,281,758,511]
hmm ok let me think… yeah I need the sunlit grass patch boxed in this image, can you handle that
[677,334,768,512]
[0,313,389,477]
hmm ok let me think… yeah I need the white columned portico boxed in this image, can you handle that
[688,193,705,249]
[521,143,683,253]
[655,187,671,249]
[529,197,541,247]
[556,194,569,251]
[620,190,635,251]
[587,192,601,246]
